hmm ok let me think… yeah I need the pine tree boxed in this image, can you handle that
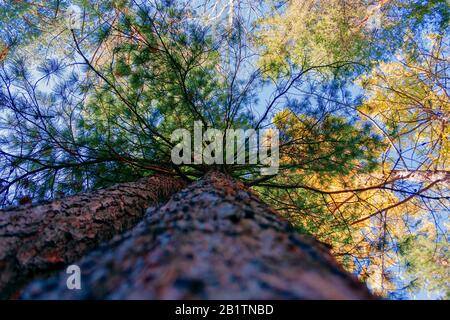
[0,0,448,299]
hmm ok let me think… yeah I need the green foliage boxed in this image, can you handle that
[399,235,449,299]
[255,0,449,78]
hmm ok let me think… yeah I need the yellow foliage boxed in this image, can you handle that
[358,34,450,169]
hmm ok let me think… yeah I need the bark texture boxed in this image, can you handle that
[20,172,374,299]
[0,175,186,298]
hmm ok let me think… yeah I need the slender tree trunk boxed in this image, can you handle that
[390,170,449,184]
[19,172,374,299]
[0,175,186,299]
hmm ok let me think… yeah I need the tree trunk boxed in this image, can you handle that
[390,170,449,184]
[0,175,186,299]
[19,172,374,299]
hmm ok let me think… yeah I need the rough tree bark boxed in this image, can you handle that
[0,175,186,299]
[19,172,374,299]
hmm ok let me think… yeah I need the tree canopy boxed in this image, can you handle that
[0,0,448,299]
